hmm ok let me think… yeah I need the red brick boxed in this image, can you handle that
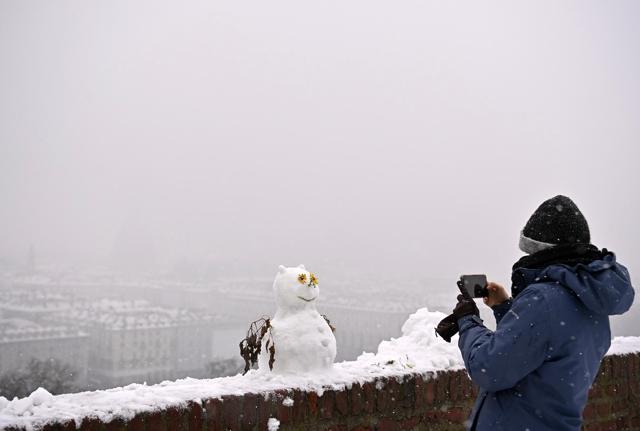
[256,394,276,428]
[425,380,436,405]
[145,411,166,431]
[362,382,376,414]
[449,371,460,401]
[323,425,348,431]
[376,378,391,413]
[104,417,127,431]
[165,406,188,431]
[379,378,401,412]
[335,389,349,416]
[628,354,638,377]
[596,401,611,417]
[203,399,223,431]
[221,395,243,431]
[435,373,449,402]
[615,415,631,430]
[615,382,629,400]
[400,416,420,429]
[377,417,401,431]
[599,419,618,431]
[291,389,308,422]
[275,395,293,425]
[319,390,335,420]
[127,414,145,431]
[414,377,427,408]
[186,401,203,431]
[582,403,595,421]
[603,357,614,378]
[471,384,479,397]
[588,384,602,399]
[238,394,259,429]
[616,356,629,379]
[443,406,467,423]
[461,373,474,399]
[79,417,104,431]
[422,410,438,423]
[351,426,374,431]
[307,391,319,418]
[42,420,76,431]
[399,376,416,410]
[350,383,365,415]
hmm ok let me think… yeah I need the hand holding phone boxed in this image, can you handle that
[483,282,510,307]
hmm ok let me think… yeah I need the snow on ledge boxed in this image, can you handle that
[607,336,640,356]
[0,307,638,431]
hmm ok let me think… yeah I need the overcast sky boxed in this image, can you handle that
[1,1,639,285]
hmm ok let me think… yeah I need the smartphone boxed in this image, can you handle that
[459,274,488,298]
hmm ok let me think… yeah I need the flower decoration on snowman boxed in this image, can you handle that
[239,264,337,374]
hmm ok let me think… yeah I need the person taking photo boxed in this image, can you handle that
[451,195,635,431]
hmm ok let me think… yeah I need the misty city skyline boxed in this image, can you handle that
[2,1,639,287]
[0,4,639,422]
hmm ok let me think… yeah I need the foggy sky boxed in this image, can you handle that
[1,1,639,285]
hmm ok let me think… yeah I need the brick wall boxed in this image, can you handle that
[4,353,639,431]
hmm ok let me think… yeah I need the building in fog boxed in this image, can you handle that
[55,299,214,389]
[0,318,89,387]
[0,283,74,324]
[0,284,219,390]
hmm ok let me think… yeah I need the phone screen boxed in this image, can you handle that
[461,274,488,298]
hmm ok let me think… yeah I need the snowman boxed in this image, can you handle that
[239,265,337,374]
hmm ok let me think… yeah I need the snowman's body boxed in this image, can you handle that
[258,265,336,374]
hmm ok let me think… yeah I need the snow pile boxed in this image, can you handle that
[5,388,54,417]
[357,307,462,371]
[0,307,638,431]
[282,397,294,407]
[267,417,280,430]
[607,336,640,356]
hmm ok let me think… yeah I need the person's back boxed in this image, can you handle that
[453,196,635,430]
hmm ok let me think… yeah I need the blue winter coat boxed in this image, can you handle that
[458,253,634,431]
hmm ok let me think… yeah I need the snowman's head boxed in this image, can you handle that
[273,264,320,311]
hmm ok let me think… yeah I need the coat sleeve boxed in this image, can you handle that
[491,298,513,324]
[457,286,551,392]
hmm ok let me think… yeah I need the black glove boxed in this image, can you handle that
[452,294,479,320]
[435,283,481,343]
[435,313,459,343]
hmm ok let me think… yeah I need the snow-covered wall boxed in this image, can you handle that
[1,309,639,431]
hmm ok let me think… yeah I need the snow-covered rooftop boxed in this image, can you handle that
[0,318,88,343]
[50,299,213,331]
[0,285,214,331]
[1,307,638,431]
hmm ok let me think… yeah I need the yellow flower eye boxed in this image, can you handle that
[297,273,307,284]
[310,273,318,285]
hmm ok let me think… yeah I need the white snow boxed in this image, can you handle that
[607,336,640,356]
[267,417,280,430]
[356,307,462,372]
[0,305,637,431]
[282,397,294,407]
[4,388,53,417]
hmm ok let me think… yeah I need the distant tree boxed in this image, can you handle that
[206,357,244,378]
[0,358,78,399]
